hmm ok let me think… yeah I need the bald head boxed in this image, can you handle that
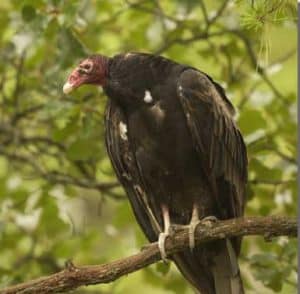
[63,55,109,94]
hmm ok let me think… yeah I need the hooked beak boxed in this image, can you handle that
[63,81,75,94]
[63,66,85,94]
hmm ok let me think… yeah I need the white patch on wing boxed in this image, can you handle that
[178,85,183,96]
[119,121,128,140]
[150,103,165,120]
[144,90,153,103]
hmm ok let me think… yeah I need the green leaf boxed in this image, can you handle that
[155,262,171,275]
[249,158,282,180]
[21,5,36,22]
[66,138,100,161]
[52,119,79,142]
[39,197,66,235]
[238,109,267,135]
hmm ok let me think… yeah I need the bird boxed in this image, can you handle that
[63,52,248,294]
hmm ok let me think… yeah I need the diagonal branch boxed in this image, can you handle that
[1,216,297,294]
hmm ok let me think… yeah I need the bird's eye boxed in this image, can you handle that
[78,68,87,75]
[78,63,92,75]
[83,64,91,70]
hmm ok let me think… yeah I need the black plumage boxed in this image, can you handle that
[64,52,248,294]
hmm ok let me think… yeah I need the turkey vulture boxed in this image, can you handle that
[63,52,248,294]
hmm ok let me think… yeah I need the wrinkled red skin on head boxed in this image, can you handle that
[65,55,109,91]
[67,68,83,87]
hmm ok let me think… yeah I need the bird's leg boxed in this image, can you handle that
[201,215,218,225]
[188,203,201,251]
[189,205,219,251]
[158,204,171,262]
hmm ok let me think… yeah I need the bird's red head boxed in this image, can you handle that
[63,55,109,94]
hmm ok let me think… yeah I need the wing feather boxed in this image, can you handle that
[105,99,219,292]
[105,99,160,241]
[177,69,247,219]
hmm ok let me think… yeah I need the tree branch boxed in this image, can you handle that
[1,216,296,294]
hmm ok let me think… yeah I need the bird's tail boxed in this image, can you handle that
[173,239,244,294]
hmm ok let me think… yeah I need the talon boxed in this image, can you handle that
[189,220,201,251]
[158,204,172,262]
[188,204,201,251]
[158,232,170,262]
[203,216,218,222]
[201,216,218,227]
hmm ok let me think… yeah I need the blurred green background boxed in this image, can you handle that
[0,1,297,293]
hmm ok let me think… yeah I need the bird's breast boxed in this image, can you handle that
[127,92,197,169]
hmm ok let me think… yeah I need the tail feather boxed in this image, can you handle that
[212,240,244,294]
[172,239,244,294]
[173,251,215,294]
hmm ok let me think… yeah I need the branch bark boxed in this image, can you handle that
[1,216,297,294]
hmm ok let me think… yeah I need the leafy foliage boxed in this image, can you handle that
[0,1,296,293]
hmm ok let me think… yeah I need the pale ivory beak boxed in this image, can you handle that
[63,81,74,94]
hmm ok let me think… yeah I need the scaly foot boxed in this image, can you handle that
[158,231,169,262]
[189,215,219,251]
[189,219,201,251]
[201,215,218,226]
